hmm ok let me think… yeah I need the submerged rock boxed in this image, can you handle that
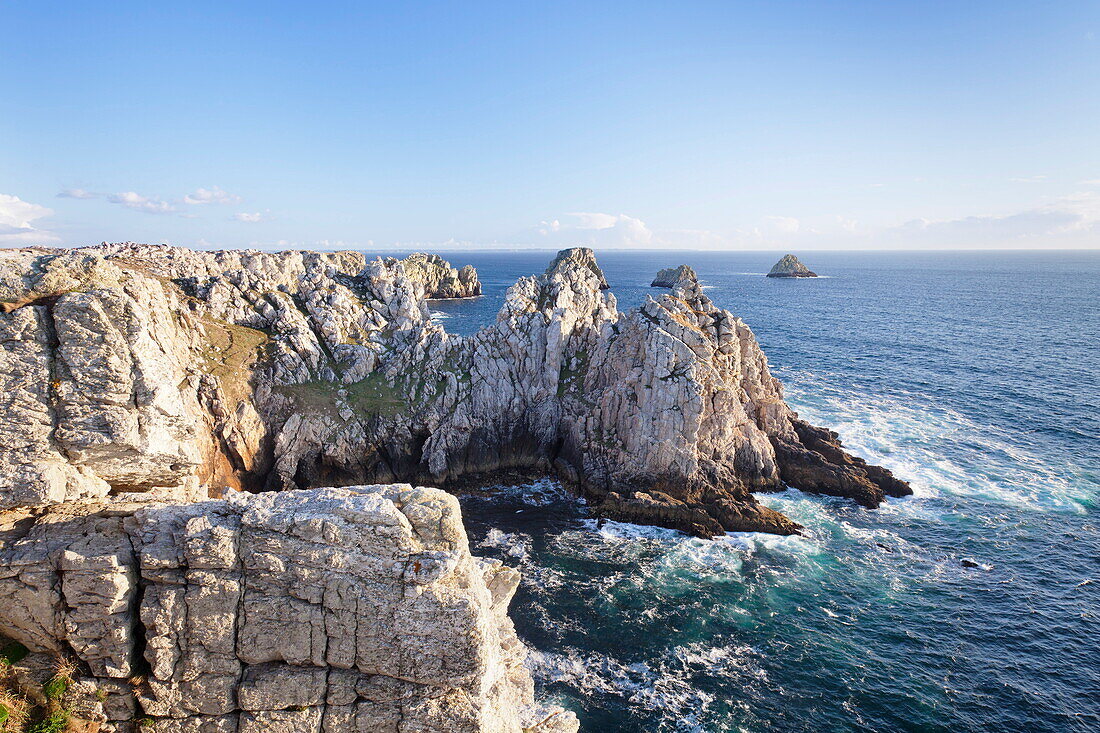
[650,265,697,288]
[0,485,578,732]
[767,254,818,278]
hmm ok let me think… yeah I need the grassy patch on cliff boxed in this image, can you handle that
[198,318,271,404]
[557,348,590,397]
[278,372,409,418]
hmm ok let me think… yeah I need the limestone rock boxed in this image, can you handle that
[0,486,579,733]
[766,254,818,278]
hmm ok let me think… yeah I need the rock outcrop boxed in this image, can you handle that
[390,252,482,298]
[650,265,697,289]
[0,485,578,732]
[766,254,817,278]
[0,243,907,538]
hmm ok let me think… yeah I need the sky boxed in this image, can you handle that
[2,1,1099,251]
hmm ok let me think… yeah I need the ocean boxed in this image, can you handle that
[383,250,1100,732]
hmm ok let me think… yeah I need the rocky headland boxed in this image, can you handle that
[0,242,908,730]
[767,254,818,278]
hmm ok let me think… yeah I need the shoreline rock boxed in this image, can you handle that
[766,254,818,278]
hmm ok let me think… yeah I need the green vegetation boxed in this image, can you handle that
[279,372,409,418]
[557,348,590,397]
[40,676,67,703]
[25,710,67,733]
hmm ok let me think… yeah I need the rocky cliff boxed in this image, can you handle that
[0,243,908,538]
[767,254,817,278]
[0,241,909,729]
[0,485,577,732]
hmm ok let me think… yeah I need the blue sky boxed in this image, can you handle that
[2,1,1099,250]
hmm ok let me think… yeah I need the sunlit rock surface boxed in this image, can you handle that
[0,485,578,732]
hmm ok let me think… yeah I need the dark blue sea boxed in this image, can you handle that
[378,250,1100,732]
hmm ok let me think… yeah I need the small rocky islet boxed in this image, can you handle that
[767,253,818,277]
[0,244,906,731]
[650,264,696,288]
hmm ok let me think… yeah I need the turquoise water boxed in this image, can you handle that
[388,250,1100,732]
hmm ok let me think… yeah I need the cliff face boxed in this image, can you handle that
[0,243,908,537]
[0,485,577,732]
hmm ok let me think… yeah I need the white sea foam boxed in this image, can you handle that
[580,518,686,541]
[483,477,581,507]
[479,527,530,559]
[720,530,820,557]
[778,369,1096,513]
[528,643,765,731]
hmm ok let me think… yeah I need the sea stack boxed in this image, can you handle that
[767,254,818,278]
[650,265,697,288]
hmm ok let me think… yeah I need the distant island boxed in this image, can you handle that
[767,254,818,278]
[650,264,697,288]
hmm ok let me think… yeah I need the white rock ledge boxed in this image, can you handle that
[0,485,578,732]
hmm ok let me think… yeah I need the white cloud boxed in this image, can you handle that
[886,191,1100,246]
[57,188,99,199]
[533,212,658,248]
[233,212,264,223]
[0,193,59,244]
[763,215,801,234]
[1009,175,1048,183]
[184,186,241,205]
[108,191,176,214]
[527,212,736,250]
[1080,179,1100,186]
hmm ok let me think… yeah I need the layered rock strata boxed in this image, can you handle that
[650,265,697,288]
[0,485,578,732]
[766,254,818,278]
[0,243,907,538]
